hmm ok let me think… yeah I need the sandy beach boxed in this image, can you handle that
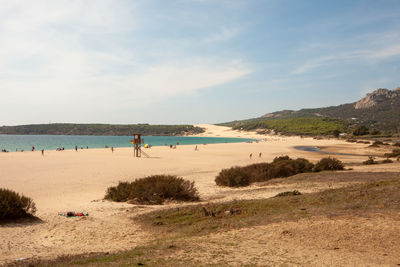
[1,125,399,265]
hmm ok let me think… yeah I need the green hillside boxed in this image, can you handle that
[0,123,204,136]
[221,117,347,136]
[220,88,400,135]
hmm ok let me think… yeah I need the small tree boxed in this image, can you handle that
[332,129,340,138]
[353,125,369,136]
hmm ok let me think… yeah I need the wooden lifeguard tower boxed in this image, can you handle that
[132,134,144,157]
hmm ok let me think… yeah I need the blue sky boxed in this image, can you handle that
[1,0,400,125]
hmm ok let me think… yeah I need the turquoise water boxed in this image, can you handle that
[0,135,255,151]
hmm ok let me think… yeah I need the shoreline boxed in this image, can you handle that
[0,131,258,153]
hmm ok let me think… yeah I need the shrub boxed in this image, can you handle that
[353,125,369,136]
[274,190,302,197]
[381,158,393,164]
[369,140,383,147]
[242,163,271,182]
[384,149,400,158]
[273,155,291,163]
[268,158,314,179]
[370,129,381,135]
[217,156,314,187]
[363,156,377,165]
[313,157,344,172]
[293,158,315,173]
[104,182,133,202]
[215,167,251,187]
[332,129,340,138]
[267,160,297,178]
[105,175,199,204]
[0,188,36,220]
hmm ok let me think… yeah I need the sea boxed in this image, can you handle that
[0,135,256,152]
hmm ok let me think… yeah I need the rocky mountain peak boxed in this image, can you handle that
[354,88,400,109]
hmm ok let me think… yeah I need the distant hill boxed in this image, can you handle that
[0,123,205,136]
[220,88,400,135]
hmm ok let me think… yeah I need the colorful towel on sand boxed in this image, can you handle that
[59,212,89,217]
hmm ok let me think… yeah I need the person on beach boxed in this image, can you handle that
[75,145,78,152]
[32,146,35,151]
[259,152,262,158]
[41,149,44,156]
[195,145,198,151]
[111,147,114,153]
[249,153,253,159]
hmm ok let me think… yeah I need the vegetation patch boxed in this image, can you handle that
[215,167,251,187]
[274,190,302,197]
[139,179,400,238]
[381,158,393,164]
[363,156,377,165]
[10,174,400,266]
[105,175,199,204]
[369,140,384,147]
[225,117,347,136]
[216,156,343,187]
[0,188,36,221]
[384,149,400,158]
[313,157,344,172]
[353,125,369,136]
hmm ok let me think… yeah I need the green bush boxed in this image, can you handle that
[269,158,313,178]
[274,190,302,197]
[242,163,271,182]
[0,188,36,220]
[381,158,393,164]
[369,140,383,147]
[215,167,251,187]
[353,125,369,136]
[105,175,199,204]
[104,182,132,202]
[384,149,400,158]
[272,155,292,162]
[363,156,377,165]
[267,160,297,178]
[217,156,314,187]
[313,157,344,172]
[370,129,381,135]
[293,158,315,173]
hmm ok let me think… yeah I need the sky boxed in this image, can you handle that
[1,0,400,125]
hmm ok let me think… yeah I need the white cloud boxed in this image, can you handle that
[292,37,400,75]
[368,45,400,60]
[0,1,252,124]
[204,27,241,43]
[291,56,335,75]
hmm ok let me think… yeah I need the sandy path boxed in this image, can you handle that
[0,125,396,264]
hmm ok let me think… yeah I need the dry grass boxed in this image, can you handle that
[8,172,400,267]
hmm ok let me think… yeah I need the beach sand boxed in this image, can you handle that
[0,124,399,264]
